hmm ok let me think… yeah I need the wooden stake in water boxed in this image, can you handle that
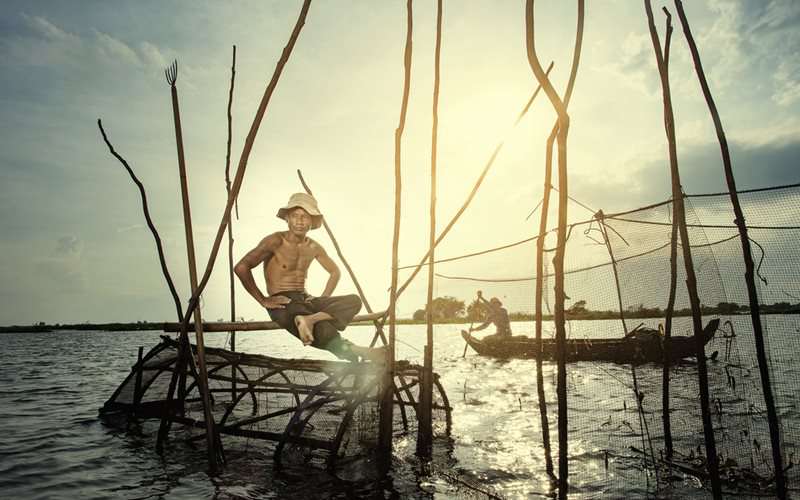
[380,0,413,467]
[673,2,786,496]
[165,60,220,473]
[644,3,721,497]
[224,45,238,403]
[417,0,442,459]
[526,2,585,497]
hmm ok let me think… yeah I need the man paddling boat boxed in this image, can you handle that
[468,290,513,341]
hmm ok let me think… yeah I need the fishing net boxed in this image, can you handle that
[100,336,452,470]
[428,183,800,496]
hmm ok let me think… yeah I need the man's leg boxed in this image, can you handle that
[309,320,386,363]
[294,312,333,345]
[294,294,362,344]
[309,294,362,329]
[303,294,386,362]
[266,292,314,343]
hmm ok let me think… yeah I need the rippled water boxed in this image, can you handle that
[1,316,797,499]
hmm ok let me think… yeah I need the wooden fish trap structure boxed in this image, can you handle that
[100,321,451,470]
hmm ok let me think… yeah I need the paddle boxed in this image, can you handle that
[463,290,482,357]
[462,321,474,358]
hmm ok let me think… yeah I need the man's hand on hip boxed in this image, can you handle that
[261,295,291,309]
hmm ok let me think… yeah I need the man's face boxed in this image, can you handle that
[287,207,312,236]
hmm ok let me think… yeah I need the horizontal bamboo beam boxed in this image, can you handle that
[163,311,386,333]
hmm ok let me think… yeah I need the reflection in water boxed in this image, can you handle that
[0,317,797,498]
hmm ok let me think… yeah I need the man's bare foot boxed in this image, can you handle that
[294,315,315,345]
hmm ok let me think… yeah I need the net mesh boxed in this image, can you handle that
[431,183,800,495]
[100,337,452,470]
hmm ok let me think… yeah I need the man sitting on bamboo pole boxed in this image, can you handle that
[235,192,385,363]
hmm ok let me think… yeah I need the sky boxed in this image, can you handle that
[1,0,799,326]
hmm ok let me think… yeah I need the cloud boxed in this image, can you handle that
[747,0,800,35]
[701,1,800,104]
[138,41,167,68]
[55,235,82,256]
[21,13,80,43]
[116,224,146,234]
[773,59,800,107]
[598,31,659,98]
[92,29,140,66]
[572,136,800,213]
[32,236,86,293]
[6,13,172,72]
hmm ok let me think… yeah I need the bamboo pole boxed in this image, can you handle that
[166,61,221,473]
[296,170,388,347]
[660,19,680,461]
[534,127,556,479]
[529,64,578,490]
[525,1,585,497]
[597,212,659,485]
[160,1,310,464]
[644,3,721,497]
[417,0,442,459]
[163,311,387,332]
[597,212,628,335]
[95,120,196,454]
[396,63,553,301]
[177,0,311,354]
[225,45,238,402]
[379,0,413,465]
[133,346,144,414]
[296,171,415,439]
[673,1,786,496]
[662,199,679,459]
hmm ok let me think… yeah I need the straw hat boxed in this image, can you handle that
[490,297,502,307]
[276,192,323,229]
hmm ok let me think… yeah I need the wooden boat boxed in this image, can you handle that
[461,318,719,363]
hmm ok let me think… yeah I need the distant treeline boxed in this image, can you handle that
[0,321,163,334]
[3,300,799,333]
[407,296,800,325]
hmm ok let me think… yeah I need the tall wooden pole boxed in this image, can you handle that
[674,1,786,496]
[534,128,556,479]
[380,0,413,465]
[662,205,679,459]
[644,3,721,497]
[178,0,312,335]
[525,61,558,481]
[224,46,238,402]
[165,61,220,473]
[526,2,585,497]
[417,0,442,459]
[170,3,312,468]
[597,212,658,484]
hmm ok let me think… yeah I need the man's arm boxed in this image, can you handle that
[234,234,289,309]
[471,318,492,332]
[315,245,340,297]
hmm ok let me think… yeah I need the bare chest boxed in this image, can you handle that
[266,238,316,274]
